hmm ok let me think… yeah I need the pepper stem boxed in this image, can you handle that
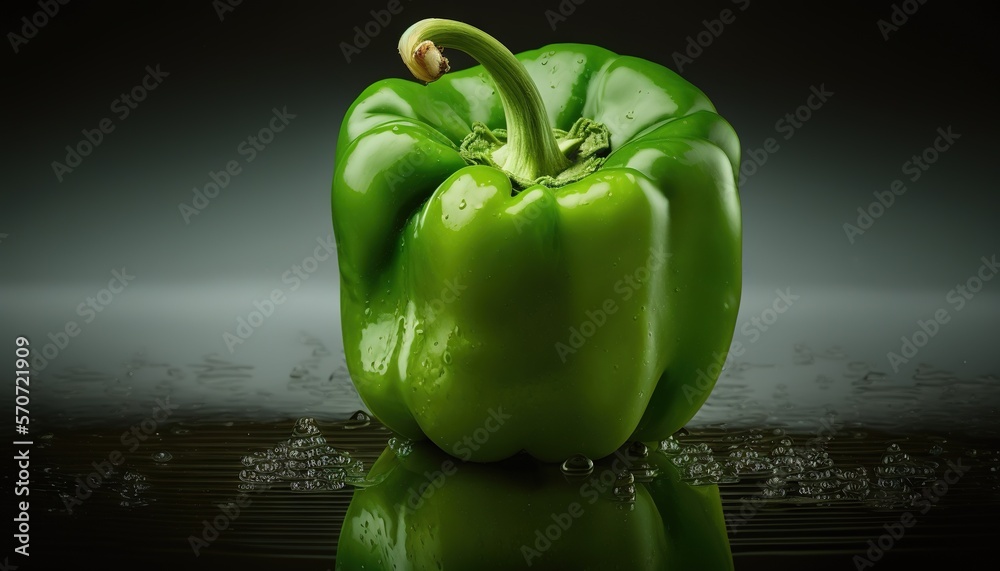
[398,19,570,182]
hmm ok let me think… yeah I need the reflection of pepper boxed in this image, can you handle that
[332,19,741,462]
[336,441,734,570]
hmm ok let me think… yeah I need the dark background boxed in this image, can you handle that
[3,1,997,357]
[4,1,996,289]
[2,1,998,568]
[3,2,997,365]
[3,0,997,416]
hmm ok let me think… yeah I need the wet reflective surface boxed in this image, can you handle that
[335,438,732,570]
[14,323,999,569]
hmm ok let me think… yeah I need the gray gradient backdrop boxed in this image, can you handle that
[2,1,997,425]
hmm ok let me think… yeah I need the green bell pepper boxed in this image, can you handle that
[336,441,734,570]
[332,19,741,462]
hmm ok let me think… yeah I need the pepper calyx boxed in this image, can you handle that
[460,117,611,191]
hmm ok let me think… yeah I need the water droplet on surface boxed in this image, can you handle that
[293,417,322,436]
[627,441,649,458]
[345,411,371,430]
[389,436,412,457]
[613,471,636,501]
[561,454,594,476]
[152,451,172,463]
[443,351,453,364]
[631,461,659,481]
[625,111,635,120]
[614,483,636,499]
[660,436,682,454]
[458,199,467,209]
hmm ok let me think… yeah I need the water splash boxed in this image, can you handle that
[660,436,737,485]
[660,427,952,509]
[119,470,152,508]
[238,417,363,492]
